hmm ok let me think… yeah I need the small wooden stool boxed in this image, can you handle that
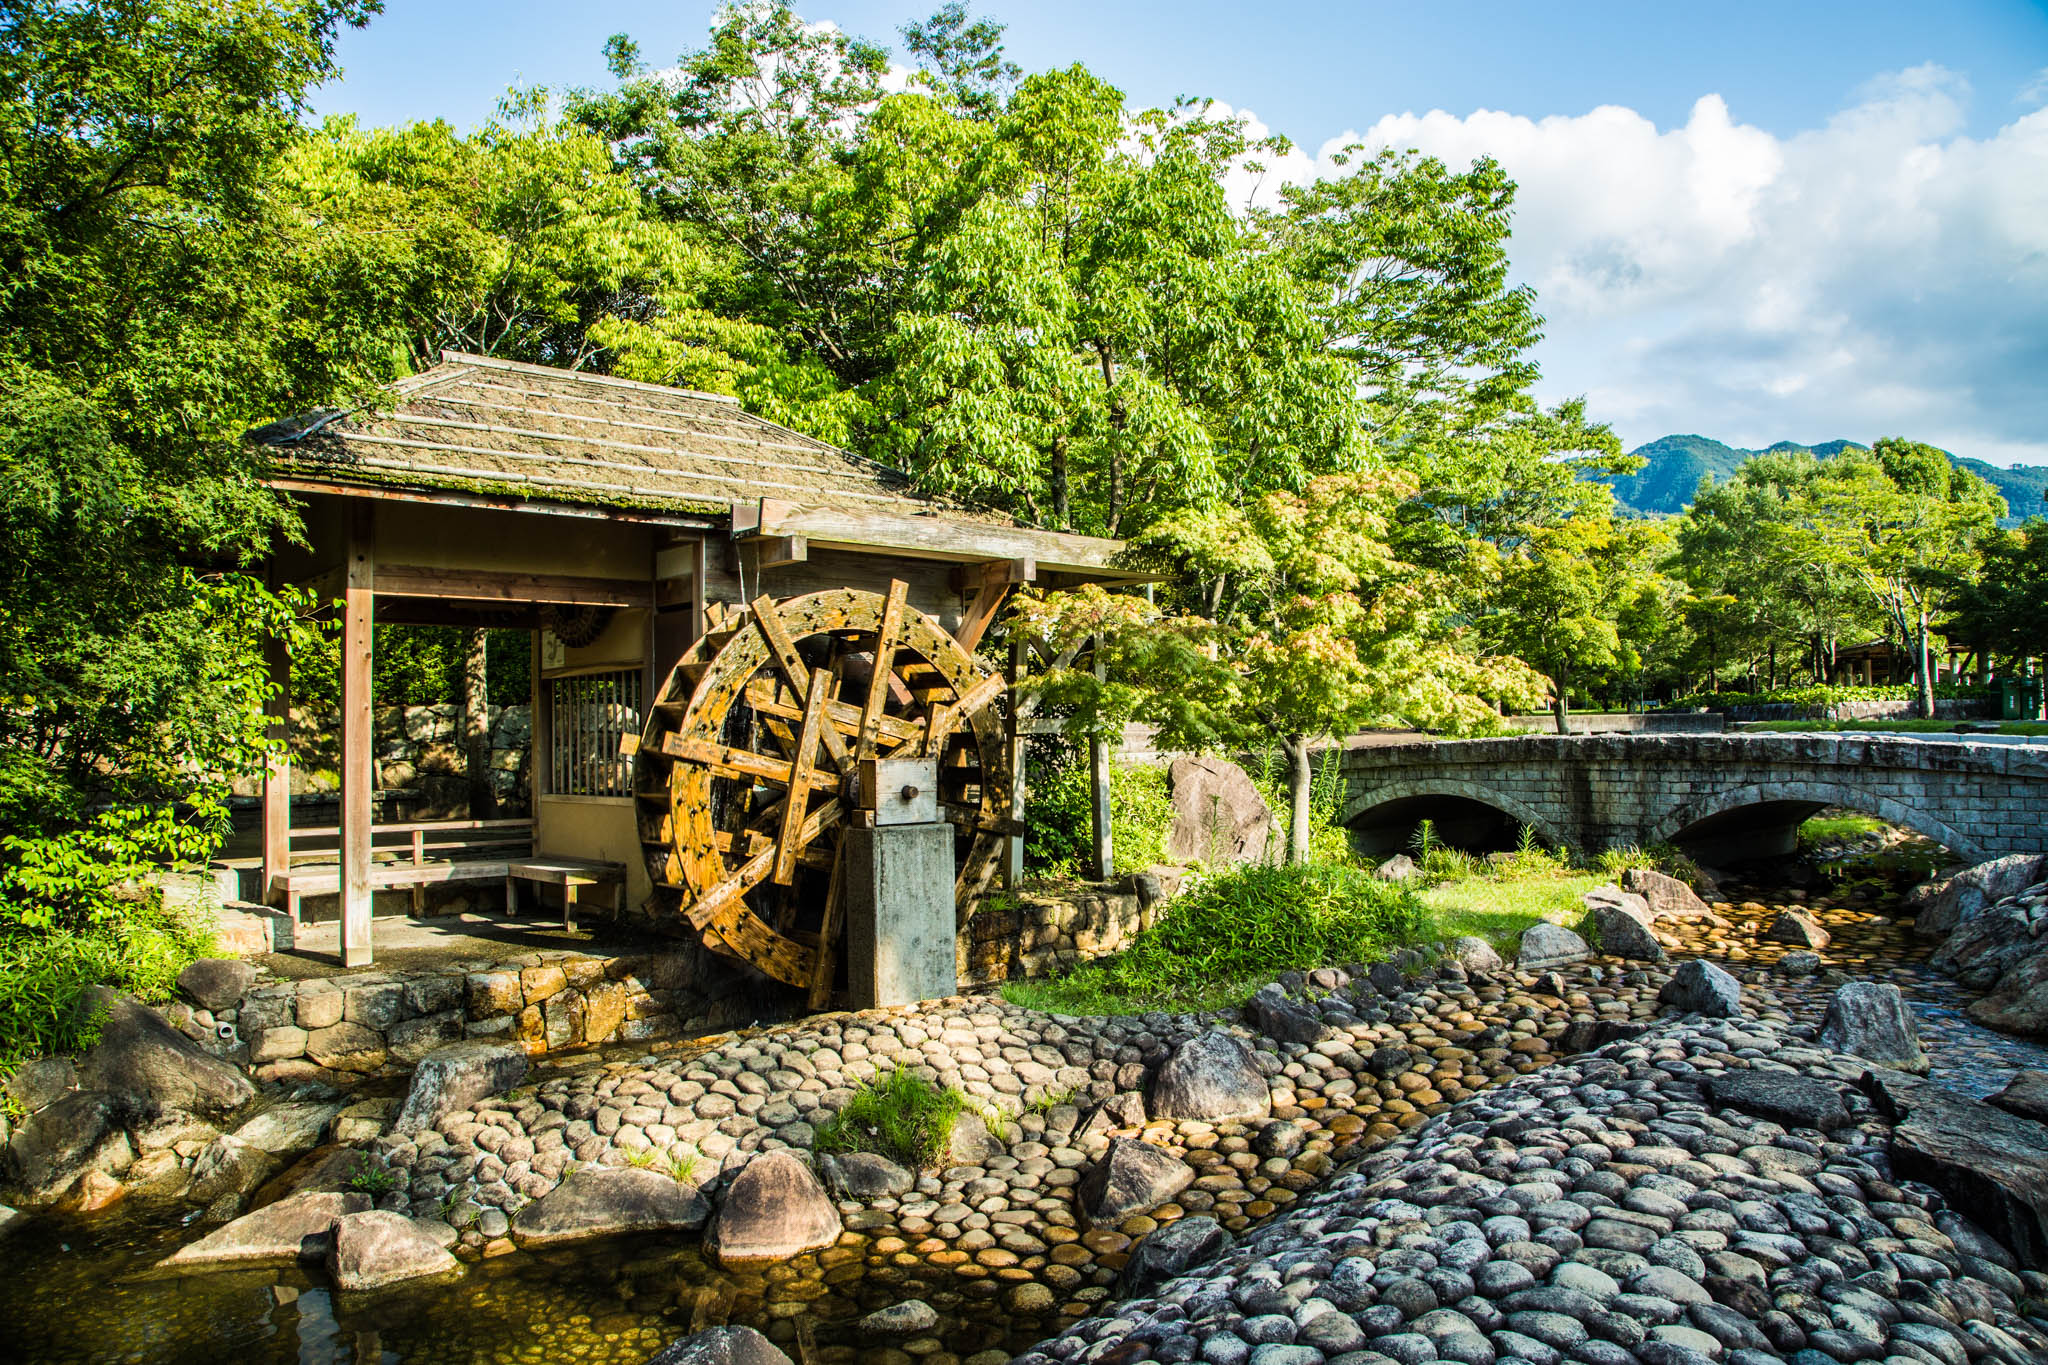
[505,857,626,932]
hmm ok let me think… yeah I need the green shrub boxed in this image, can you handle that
[1025,751,1176,879]
[815,1067,979,1169]
[1004,860,1428,1015]
[1666,681,1994,712]
[1247,748,1353,866]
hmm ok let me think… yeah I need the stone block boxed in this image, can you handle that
[844,823,956,1008]
[343,981,408,1031]
[403,974,463,1017]
[387,1009,466,1064]
[249,1024,309,1064]
[466,971,523,1019]
[585,980,628,1044]
[544,990,585,1050]
[305,1022,387,1073]
[296,984,344,1030]
[521,965,566,1004]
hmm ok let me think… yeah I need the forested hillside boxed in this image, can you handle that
[1606,434,2048,523]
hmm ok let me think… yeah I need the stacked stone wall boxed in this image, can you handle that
[231,702,533,815]
[957,883,1154,988]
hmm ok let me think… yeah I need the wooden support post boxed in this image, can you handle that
[261,630,292,910]
[340,504,376,967]
[1089,640,1113,882]
[1005,639,1026,887]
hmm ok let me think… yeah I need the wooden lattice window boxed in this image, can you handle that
[548,670,643,797]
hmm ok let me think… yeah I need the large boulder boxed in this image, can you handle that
[1,1092,115,1200]
[154,1190,369,1272]
[1149,1031,1270,1122]
[1969,950,2048,1036]
[1658,959,1743,1017]
[1867,1070,2048,1269]
[1516,922,1590,969]
[1374,854,1420,883]
[709,1152,840,1267]
[1917,854,2048,937]
[1990,1071,2048,1123]
[73,988,254,1122]
[511,1167,710,1249]
[1623,867,1717,920]
[392,1040,529,1135]
[1245,984,1328,1045]
[327,1210,463,1291]
[176,959,255,1012]
[1581,888,1665,963]
[1076,1138,1194,1228]
[645,1327,793,1365]
[1117,1214,1233,1297]
[1931,898,2038,988]
[1704,1069,1850,1131]
[231,1102,342,1155]
[1445,936,1502,973]
[1817,981,1928,1073]
[820,1151,913,1200]
[1163,756,1274,867]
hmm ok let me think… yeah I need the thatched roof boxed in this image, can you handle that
[253,350,992,521]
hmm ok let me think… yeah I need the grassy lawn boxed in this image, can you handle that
[1740,718,2048,736]
[1797,811,1888,844]
[1419,871,1604,956]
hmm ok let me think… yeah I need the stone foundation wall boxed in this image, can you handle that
[957,882,1158,988]
[205,945,749,1086]
[231,702,534,815]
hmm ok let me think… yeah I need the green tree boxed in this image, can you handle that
[1485,517,1642,733]
[1950,521,2048,677]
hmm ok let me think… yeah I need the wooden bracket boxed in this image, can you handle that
[953,559,1033,654]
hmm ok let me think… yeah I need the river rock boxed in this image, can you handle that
[1077,1137,1194,1228]
[72,987,255,1121]
[1446,935,1502,972]
[1704,1069,1849,1130]
[1817,981,1928,1073]
[1917,853,2048,936]
[709,1151,840,1267]
[1583,889,1666,962]
[5,1057,76,1114]
[944,1111,1002,1165]
[231,1102,341,1155]
[1623,867,1716,920]
[511,1167,711,1248]
[155,1190,370,1271]
[1515,921,1589,969]
[1989,1071,2048,1122]
[176,959,255,1012]
[1762,909,1831,949]
[646,1326,793,1365]
[1163,755,1273,867]
[1969,949,2048,1036]
[821,1151,913,1199]
[1247,983,1328,1044]
[1931,898,2038,988]
[1149,1031,1271,1122]
[1659,959,1743,1017]
[859,1300,939,1335]
[392,1039,529,1135]
[327,1209,462,1291]
[1776,950,1822,977]
[1118,1214,1233,1296]
[186,1133,272,1204]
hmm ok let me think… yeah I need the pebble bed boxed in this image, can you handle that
[1009,1015,2048,1365]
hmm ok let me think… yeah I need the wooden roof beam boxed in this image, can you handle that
[373,564,651,608]
[735,499,1128,577]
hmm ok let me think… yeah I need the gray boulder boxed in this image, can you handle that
[1868,1069,2048,1269]
[176,959,255,1011]
[1517,922,1590,969]
[511,1167,711,1249]
[1990,1071,2048,1123]
[1445,935,1503,973]
[1246,984,1328,1044]
[1077,1137,1194,1228]
[393,1039,529,1135]
[230,1102,341,1155]
[820,1151,913,1199]
[1582,889,1665,963]
[186,1133,272,1205]
[1704,1069,1849,1131]
[1776,950,1823,977]
[858,1300,939,1335]
[1163,755,1273,867]
[1149,1031,1271,1122]
[1970,949,2048,1036]
[1118,1214,1234,1296]
[1658,959,1743,1017]
[327,1210,462,1291]
[2,1092,115,1200]
[155,1190,369,1272]
[709,1151,840,1267]
[1762,909,1831,949]
[1623,867,1717,920]
[73,987,255,1121]
[5,1057,76,1114]
[944,1111,1002,1165]
[1917,854,2048,937]
[1817,981,1928,1073]
[1931,898,2037,987]
[646,1327,793,1365]
[1375,853,1420,882]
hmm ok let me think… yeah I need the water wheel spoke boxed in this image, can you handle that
[859,579,908,758]
[661,735,795,786]
[750,594,851,774]
[773,667,836,886]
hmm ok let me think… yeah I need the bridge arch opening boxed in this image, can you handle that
[1341,781,1563,859]
[1650,781,1981,866]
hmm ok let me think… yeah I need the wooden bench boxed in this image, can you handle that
[504,856,627,933]
[267,818,534,925]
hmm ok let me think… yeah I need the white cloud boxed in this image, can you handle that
[1220,67,2048,465]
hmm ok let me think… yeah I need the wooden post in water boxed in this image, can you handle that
[340,503,376,967]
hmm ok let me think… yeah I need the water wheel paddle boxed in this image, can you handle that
[634,582,1009,998]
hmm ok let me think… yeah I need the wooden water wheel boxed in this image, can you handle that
[634,582,1010,1001]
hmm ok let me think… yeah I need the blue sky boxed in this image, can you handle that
[317,2,2048,465]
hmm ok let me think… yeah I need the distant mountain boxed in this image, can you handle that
[1602,435,2048,525]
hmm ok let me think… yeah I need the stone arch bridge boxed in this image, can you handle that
[1338,734,2048,864]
